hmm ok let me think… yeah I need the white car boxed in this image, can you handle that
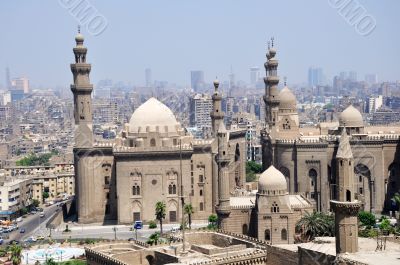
[16,217,22,223]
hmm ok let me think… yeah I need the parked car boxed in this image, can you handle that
[0,237,3,245]
[15,217,22,223]
[39,213,45,218]
[19,228,25,233]
[36,236,44,240]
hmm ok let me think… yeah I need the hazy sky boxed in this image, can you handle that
[0,0,399,88]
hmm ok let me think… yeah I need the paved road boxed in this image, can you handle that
[2,204,60,244]
[52,223,208,241]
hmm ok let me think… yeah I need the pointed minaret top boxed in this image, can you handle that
[75,25,84,45]
[337,129,353,159]
[213,77,220,92]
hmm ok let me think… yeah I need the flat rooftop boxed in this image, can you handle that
[276,237,400,265]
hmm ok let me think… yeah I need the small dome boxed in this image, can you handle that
[339,105,363,127]
[279,86,297,110]
[258,165,287,194]
[129,97,180,133]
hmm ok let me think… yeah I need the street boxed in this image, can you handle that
[2,203,60,244]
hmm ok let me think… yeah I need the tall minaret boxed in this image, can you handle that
[215,122,231,230]
[261,38,280,170]
[330,130,361,254]
[71,27,93,147]
[210,78,224,137]
[264,38,280,131]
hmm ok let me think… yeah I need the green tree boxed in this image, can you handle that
[295,212,334,242]
[208,214,218,229]
[32,199,40,208]
[155,201,166,235]
[246,161,262,182]
[358,211,376,227]
[146,232,160,245]
[10,243,22,265]
[391,192,400,210]
[184,203,194,229]
[379,218,391,231]
[20,207,28,215]
[42,192,50,203]
[148,220,157,229]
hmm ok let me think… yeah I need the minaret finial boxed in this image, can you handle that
[271,37,274,47]
[78,25,81,34]
[213,76,220,91]
[284,76,287,86]
[268,41,270,50]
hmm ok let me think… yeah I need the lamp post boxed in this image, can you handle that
[113,226,117,240]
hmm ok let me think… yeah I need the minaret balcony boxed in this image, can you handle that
[266,76,279,83]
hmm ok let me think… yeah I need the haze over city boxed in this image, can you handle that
[1,0,399,88]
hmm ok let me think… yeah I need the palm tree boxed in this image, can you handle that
[391,192,400,210]
[9,243,22,265]
[155,201,166,235]
[184,204,194,229]
[295,212,334,242]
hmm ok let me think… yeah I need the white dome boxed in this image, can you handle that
[129,97,180,133]
[339,105,363,127]
[279,86,297,109]
[258,165,287,194]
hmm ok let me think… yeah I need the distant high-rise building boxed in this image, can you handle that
[308,67,323,87]
[339,71,348,81]
[365,74,378,85]
[190,71,204,92]
[367,95,383,113]
[229,66,235,93]
[189,93,212,131]
[5,67,11,90]
[349,71,357,82]
[145,68,152,87]
[11,77,29,93]
[250,67,260,85]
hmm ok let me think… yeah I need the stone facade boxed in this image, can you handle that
[70,33,246,224]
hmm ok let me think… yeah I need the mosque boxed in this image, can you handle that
[70,31,400,244]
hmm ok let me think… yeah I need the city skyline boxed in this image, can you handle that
[0,1,399,88]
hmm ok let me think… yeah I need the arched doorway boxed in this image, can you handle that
[355,164,372,212]
[242,224,248,235]
[387,163,400,211]
[265,229,271,241]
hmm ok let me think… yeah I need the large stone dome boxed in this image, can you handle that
[278,86,297,110]
[258,165,287,195]
[128,97,180,133]
[339,105,363,127]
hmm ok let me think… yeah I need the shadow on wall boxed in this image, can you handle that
[384,140,400,214]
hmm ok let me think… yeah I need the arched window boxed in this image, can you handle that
[281,229,287,240]
[271,202,279,213]
[199,189,203,196]
[132,185,140,196]
[199,175,204,183]
[169,184,177,194]
[199,202,204,211]
[265,229,271,241]
[346,190,351,202]
[242,224,248,235]
[308,169,318,199]
[150,138,156,147]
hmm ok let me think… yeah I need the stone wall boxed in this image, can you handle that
[265,245,297,265]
